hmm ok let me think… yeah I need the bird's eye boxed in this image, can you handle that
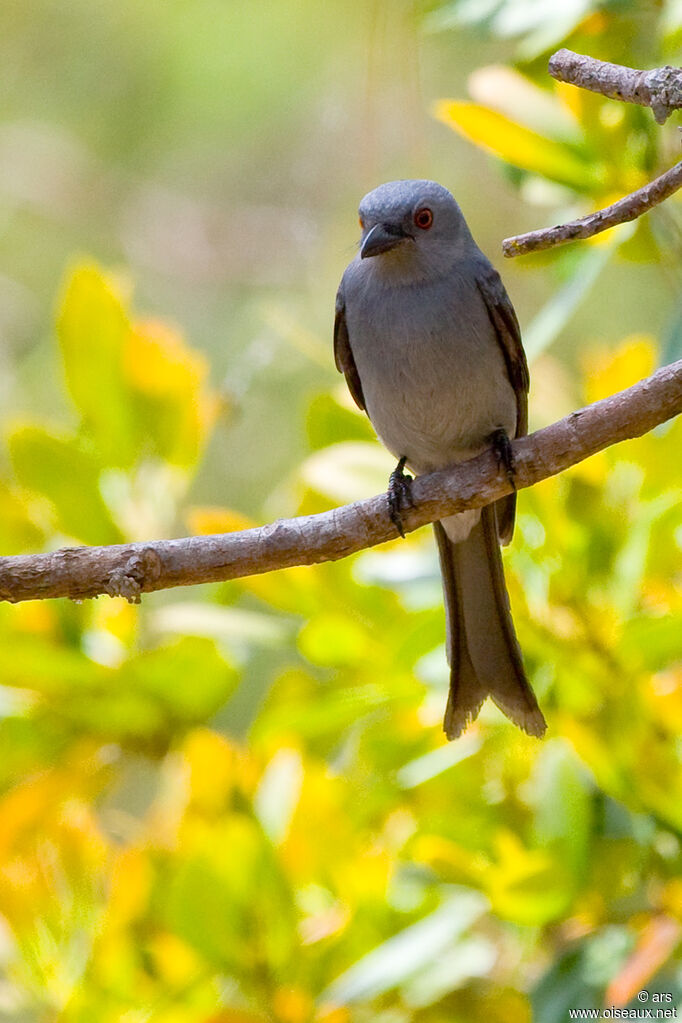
[414,207,433,230]
[359,216,365,229]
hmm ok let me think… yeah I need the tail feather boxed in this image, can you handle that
[434,520,488,738]
[434,504,546,739]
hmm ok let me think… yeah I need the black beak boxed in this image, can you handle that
[360,222,409,259]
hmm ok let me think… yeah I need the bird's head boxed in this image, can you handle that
[357,180,473,275]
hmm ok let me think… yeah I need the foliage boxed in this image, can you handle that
[434,0,682,361]
[1,3,682,1023]
[1,283,681,1021]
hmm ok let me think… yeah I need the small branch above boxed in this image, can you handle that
[0,359,681,605]
[549,48,682,125]
[503,159,682,257]
[503,49,682,258]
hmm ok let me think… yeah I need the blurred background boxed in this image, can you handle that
[1,1,682,1020]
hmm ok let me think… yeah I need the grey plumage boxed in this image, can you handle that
[334,179,546,738]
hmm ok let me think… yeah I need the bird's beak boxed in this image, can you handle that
[360,222,408,259]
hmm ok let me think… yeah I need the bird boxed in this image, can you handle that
[333,179,546,739]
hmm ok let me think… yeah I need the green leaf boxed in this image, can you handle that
[530,740,594,884]
[163,817,295,970]
[299,442,394,503]
[256,679,392,739]
[121,637,238,722]
[532,946,601,1023]
[620,615,682,674]
[0,481,45,554]
[297,612,370,667]
[306,392,375,451]
[397,733,482,789]
[524,230,632,360]
[9,426,123,544]
[1,636,101,696]
[1,634,236,749]
[57,263,138,467]
[57,263,215,471]
[321,888,488,1004]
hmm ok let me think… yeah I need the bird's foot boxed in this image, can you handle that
[387,456,414,538]
[489,428,516,488]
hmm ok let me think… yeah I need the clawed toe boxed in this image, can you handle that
[489,428,516,488]
[387,456,414,538]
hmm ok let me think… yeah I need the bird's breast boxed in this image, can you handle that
[344,269,517,473]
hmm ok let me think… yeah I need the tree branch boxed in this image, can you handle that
[1,359,681,605]
[502,159,682,257]
[548,48,682,125]
[503,49,682,258]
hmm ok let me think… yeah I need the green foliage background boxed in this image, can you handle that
[1,2,682,1021]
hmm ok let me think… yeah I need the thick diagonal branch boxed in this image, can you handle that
[0,360,681,605]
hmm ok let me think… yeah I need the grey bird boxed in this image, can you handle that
[334,179,546,739]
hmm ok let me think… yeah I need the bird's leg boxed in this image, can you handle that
[387,456,414,538]
[489,428,516,488]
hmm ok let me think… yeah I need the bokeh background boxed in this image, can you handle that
[1,1,682,1021]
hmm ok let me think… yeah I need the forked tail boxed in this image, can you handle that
[434,504,546,739]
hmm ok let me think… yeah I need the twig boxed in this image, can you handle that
[503,49,682,258]
[1,359,681,605]
[503,160,682,257]
[549,48,682,125]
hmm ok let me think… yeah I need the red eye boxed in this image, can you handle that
[414,207,433,230]
[359,216,364,229]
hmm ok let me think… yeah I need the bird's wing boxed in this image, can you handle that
[333,284,366,411]
[475,262,529,438]
[475,261,529,545]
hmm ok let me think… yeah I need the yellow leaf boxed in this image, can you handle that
[646,667,682,733]
[554,79,585,121]
[105,848,152,928]
[661,878,682,919]
[182,728,257,813]
[186,505,256,535]
[583,336,656,405]
[468,66,581,143]
[91,595,138,645]
[272,987,314,1023]
[9,601,57,637]
[435,100,606,191]
[125,318,205,397]
[148,931,201,986]
[0,771,80,858]
[566,450,609,486]
[581,11,610,35]
[316,1008,351,1023]
[238,565,323,616]
[486,830,570,925]
[124,318,219,466]
[206,1012,268,1023]
[411,833,488,885]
